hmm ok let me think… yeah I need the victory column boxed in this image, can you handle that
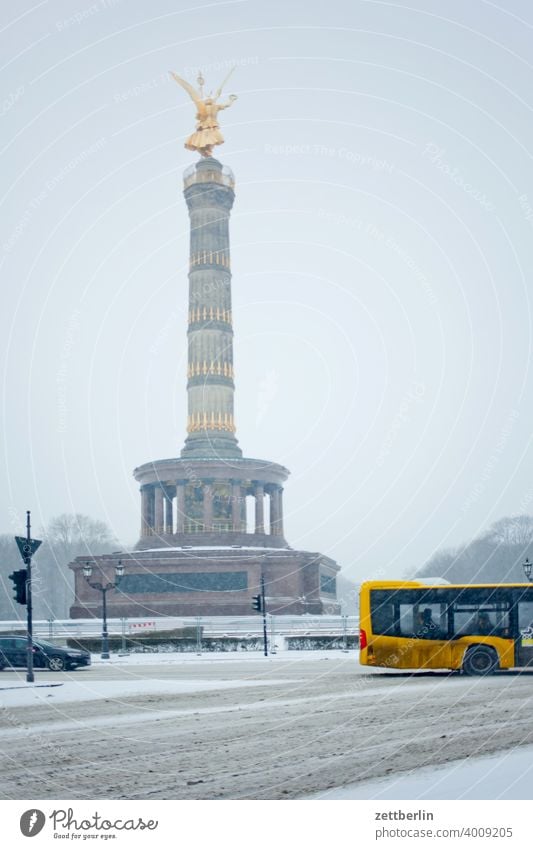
[70,71,340,618]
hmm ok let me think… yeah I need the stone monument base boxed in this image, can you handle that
[69,547,340,618]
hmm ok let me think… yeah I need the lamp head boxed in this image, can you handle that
[83,562,92,579]
[115,560,125,579]
[524,558,532,581]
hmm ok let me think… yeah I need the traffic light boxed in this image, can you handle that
[8,569,27,605]
[252,594,262,612]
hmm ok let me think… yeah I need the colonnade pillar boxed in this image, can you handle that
[231,480,241,531]
[154,486,164,534]
[269,487,277,535]
[141,486,151,536]
[277,486,284,537]
[269,486,284,536]
[164,489,173,534]
[203,480,213,531]
[254,482,265,534]
[176,480,186,533]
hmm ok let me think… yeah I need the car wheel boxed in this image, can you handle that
[462,645,499,676]
[47,656,66,672]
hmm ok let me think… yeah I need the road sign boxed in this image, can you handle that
[15,536,42,563]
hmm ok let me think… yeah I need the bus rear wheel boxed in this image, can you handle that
[462,645,499,676]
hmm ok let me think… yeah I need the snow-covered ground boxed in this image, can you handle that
[1,654,533,800]
[0,676,292,707]
[309,745,533,800]
[87,649,346,665]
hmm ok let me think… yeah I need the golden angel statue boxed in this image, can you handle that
[169,69,238,157]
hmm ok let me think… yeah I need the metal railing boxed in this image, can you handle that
[0,614,359,641]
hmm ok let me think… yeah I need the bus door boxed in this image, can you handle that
[516,600,533,667]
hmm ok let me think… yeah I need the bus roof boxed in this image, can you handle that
[361,580,533,590]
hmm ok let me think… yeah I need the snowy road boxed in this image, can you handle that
[308,744,533,800]
[1,652,533,800]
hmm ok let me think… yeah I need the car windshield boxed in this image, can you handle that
[34,640,64,650]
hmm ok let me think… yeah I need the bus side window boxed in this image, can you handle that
[415,604,445,638]
[453,603,510,637]
[453,606,482,636]
[398,604,415,636]
[517,601,533,638]
[398,603,444,638]
[492,606,510,636]
[370,599,396,636]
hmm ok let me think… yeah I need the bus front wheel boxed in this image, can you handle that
[462,645,499,676]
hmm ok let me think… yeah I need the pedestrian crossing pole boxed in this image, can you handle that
[14,511,42,684]
[25,511,34,683]
[261,575,268,657]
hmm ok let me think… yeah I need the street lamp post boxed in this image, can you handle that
[119,617,128,656]
[83,560,125,659]
[523,558,532,582]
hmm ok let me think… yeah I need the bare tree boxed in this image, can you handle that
[44,514,116,556]
[336,573,359,615]
[39,515,118,619]
[415,514,533,585]
[415,547,457,580]
[0,516,118,622]
[485,515,533,548]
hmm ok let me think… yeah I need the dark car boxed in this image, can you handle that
[0,637,91,672]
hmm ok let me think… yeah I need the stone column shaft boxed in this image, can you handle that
[203,482,213,531]
[254,482,265,534]
[141,486,150,536]
[277,487,284,537]
[154,486,164,534]
[147,486,155,535]
[269,488,277,535]
[231,481,241,531]
[270,487,282,536]
[176,481,186,533]
[165,491,173,534]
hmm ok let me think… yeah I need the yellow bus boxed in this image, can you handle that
[359,580,533,674]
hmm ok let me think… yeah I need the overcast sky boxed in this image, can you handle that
[1,0,533,583]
